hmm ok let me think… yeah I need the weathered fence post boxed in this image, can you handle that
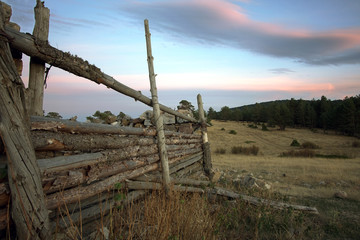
[144,19,171,190]
[197,94,213,179]
[28,0,49,116]
[0,2,50,239]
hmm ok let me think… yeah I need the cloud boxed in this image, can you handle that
[269,68,295,74]
[117,0,360,65]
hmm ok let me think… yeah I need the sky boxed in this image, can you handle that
[4,0,360,120]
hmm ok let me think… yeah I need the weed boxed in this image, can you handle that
[229,130,237,135]
[248,124,258,129]
[231,145,259,155]
[220,128,225,131]
[261,123,268,131]
[244,140,256,144]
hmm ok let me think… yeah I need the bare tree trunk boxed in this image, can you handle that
[0,2,50,239]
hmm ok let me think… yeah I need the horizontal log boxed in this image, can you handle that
[87,154,160,184]
[168,148,203,160]
[38,152,104,172]
[173,162,203,179]
[169,153,203,174]
[32,130,156,151]
[30,116,201,138]
[126,181,204,194]
[5,25,197,122]
[46,163,158,210]
[134,175,210,187]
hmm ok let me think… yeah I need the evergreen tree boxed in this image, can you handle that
[219,106,231,120]
[338,97,356,135]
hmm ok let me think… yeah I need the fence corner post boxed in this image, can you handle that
[197,94,213,180]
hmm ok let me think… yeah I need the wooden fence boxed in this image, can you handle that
[0,1,212,238]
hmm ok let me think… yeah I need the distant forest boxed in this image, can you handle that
[207,95,360,136]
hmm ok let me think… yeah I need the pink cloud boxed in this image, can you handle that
[119,0,360,65]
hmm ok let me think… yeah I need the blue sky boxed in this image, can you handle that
[4,0,360,120]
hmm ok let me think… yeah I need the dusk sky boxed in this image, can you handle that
[4,0,360,120]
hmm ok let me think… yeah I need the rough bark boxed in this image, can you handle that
[0,2,50,238]
[31,130,156,151]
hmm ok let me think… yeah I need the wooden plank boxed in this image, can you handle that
[4,26,197,123]
[145,19,170,190]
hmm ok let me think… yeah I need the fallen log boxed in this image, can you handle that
[210,187,319,214]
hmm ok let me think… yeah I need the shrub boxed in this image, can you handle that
[229,130,237,135]
[302,141,320,149]
[231,145,259,155]
[280,149,315,158]
[221,128,225,131]
[352,141,360,148]
[261,123,268,131]
[215,148,226,154]
[290,139,301,147]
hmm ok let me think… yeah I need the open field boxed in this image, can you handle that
[208,120,360,239]
[208,120,360,200]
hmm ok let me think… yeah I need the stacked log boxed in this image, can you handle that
[0,116,205,233]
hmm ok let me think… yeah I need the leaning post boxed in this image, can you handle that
[28,0,49,116]
[0,2,51,239]
[197,94,213,180]
[144,19,171,191]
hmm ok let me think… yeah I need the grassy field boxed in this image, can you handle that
[208,120,360,239]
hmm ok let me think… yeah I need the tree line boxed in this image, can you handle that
[207,95,360,136]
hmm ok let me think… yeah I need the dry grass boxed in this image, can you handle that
[112,188,217,239]
[208,120,360,200]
